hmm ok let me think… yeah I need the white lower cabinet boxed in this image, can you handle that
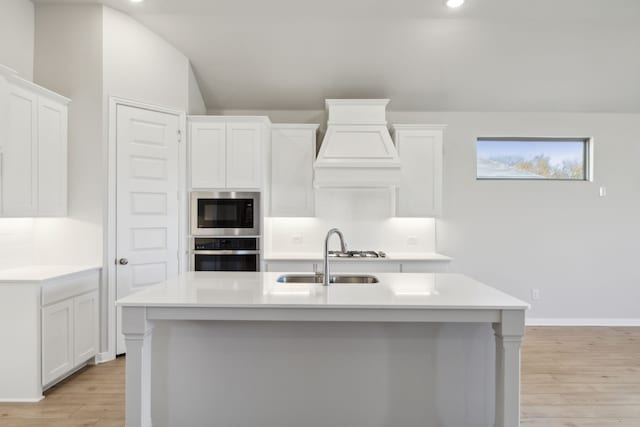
[265,260,449,273]
[42,289,99,387]
[42,299,74,386]
[0,267,100,401]
[73,291,99,366]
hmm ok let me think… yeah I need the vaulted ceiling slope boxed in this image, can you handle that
[34,0,640,113]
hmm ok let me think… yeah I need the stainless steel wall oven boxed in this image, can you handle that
[191,237,259,272]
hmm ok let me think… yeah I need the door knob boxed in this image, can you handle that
[118,258,129,265]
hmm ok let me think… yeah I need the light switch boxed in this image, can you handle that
[599,186,607,197]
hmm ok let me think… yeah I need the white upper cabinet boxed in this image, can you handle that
[226,123,262,189]
[3,84,37,216]
[0,67,69,217]
[189,117,266,190]
[37,97,68,216]
[270,124,318,217]
[392,125,446,217]
[190,122,226,188]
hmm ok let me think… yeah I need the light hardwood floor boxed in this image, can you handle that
[0,327,638,426]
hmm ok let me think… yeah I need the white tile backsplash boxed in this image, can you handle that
[266,189,436,254]
[0,218,35,269]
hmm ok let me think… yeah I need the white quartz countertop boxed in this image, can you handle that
[116,272,528,310]
[263,252,452,262]
[0,265,101,283]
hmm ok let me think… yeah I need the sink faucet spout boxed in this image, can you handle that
[323,228,347,286]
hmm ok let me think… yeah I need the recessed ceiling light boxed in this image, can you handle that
[445,0,465,8]
[130,0,144,3]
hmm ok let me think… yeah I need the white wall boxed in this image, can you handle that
[392,111,640,322]
[0,0,34,81]
[221,108,640,322]
[188,64,206,115]
[102,7,191,112]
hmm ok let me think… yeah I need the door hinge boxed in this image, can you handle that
[177,129,182,142]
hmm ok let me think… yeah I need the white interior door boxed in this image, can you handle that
[116,104,180,354]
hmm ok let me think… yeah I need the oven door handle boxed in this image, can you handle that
[193,250,260,255]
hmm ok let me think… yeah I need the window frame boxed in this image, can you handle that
[475,136,593,182]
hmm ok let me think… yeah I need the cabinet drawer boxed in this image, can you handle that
[42,270,100,306]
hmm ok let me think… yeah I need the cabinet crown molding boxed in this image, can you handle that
[391,124,448,131]
[188,115,271,124]
[272,123,320,131]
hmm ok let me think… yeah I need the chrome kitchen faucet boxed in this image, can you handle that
[323,228,348,286]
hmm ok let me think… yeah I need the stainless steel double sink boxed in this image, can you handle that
[276,274,379,284]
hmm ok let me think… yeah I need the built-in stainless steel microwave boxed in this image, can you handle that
[190,191,260,236]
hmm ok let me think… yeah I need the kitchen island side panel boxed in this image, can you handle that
[150,321,494,427]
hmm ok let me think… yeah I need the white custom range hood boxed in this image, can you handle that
[314,99,401,188]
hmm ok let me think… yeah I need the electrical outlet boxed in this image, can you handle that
[531,289,541,300]
[292,234,303,245]
[407,236,418,246]
[599,186,607,197]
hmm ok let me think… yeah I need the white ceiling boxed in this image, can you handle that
[34,0,640,112]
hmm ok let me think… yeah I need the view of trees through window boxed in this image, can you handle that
[476,138,588,180]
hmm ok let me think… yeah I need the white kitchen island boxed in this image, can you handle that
[117,272,528,427]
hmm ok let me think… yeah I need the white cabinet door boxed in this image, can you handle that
[271,126,317,216]
[394,126,444,217]
[73,291,98,365]
[226,123,261,189]
[42,298,74,386]
[37,97,68,216]
[3,84,37,216]
[190,121,226,188]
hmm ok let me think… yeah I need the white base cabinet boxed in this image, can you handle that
[0,65,69,217]
[0,267,100,401]
[264,260,449,273]
[189,116,268,190]
[73,291,100,364]
[42,299,74,386]
[42,289,99,387]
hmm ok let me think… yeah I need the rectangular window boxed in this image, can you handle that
[476,137,590,180]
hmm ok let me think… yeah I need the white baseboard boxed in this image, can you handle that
[527,318,640,326]
[95,351,116,364]
[0,396,44,403]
